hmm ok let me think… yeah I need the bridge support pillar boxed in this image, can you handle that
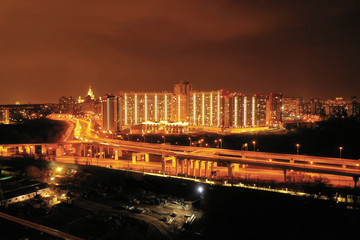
[204,161,208,178]
[198,161,203,177]
[115,149,123,160]
[17,146,23,154]
[234,164,240,172]
[30,146,35,155]
[25,146,31,155]
[175,158,179,175]
[41,145,47,155]
[56,145,64,157]
[99,146,104,159]
[353,176,359,189]
[162,157,166,173]
[81,144,86,157]
[191,160,196,176]
[180,159,184,174]
[228,164,233,180]
[132,153,137,164]
[144,153,149,162]
[0,146,8,156]
[283,169,287,183]
[75,144,82,157]
[186,159,190,176]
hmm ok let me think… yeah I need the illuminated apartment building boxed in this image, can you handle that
[282,97,303,120]
[266,93,283,127]
[252,94,267,127]
[174,80,193,122]
[101,81,282,133]
[232,93,267,128]
[101,95,121,132]
[117,92,174,126]
[189,90,229,127]
[0,109,9,124]
[232,93,251,127]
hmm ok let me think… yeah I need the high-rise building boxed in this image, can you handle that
[282,97,303,120]
[116,92,174,126]
[266,93,283,127]
[231,93,267,128]
[174,80,193,122]
[311,98,323,115]
[252,94,267,127]
[0,109,9,124]
[101,95,121,132]
[101,82,287,133]
[189,90,228,127]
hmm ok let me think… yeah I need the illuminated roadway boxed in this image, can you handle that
[51,115,360,187]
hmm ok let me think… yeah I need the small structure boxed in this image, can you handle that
[1,182,50,206]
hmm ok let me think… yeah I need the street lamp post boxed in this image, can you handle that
[252,141,256,152]
[219,139,223,149]
[296,144,300,155]
[188,137,192,147]
[339,146,343,159]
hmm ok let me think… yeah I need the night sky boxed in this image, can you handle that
[0,0,359,104]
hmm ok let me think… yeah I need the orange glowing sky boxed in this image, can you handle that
[0,0,359,104]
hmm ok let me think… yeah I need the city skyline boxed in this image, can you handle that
[0,0,360,104]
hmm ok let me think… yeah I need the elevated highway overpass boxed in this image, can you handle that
[1,138,360,187]
[1,115,359,188]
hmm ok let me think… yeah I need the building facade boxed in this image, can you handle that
[101,81,285,133]
[266,93,283,127]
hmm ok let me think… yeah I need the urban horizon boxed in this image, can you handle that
[3,82,360,105]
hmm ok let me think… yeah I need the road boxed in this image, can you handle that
[49,114,359,187]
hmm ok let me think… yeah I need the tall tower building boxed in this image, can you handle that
[101,95,121,132]
[266,93,283,127]
[252,94,267,127]
[87,85,95,100]
[0,109,9,124]
[174,80,193,122]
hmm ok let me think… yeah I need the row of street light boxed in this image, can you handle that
[127,133,346,159]
[187,137,223,148]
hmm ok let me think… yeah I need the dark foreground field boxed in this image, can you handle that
[1,159,360,240]
[61,166,360,239]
